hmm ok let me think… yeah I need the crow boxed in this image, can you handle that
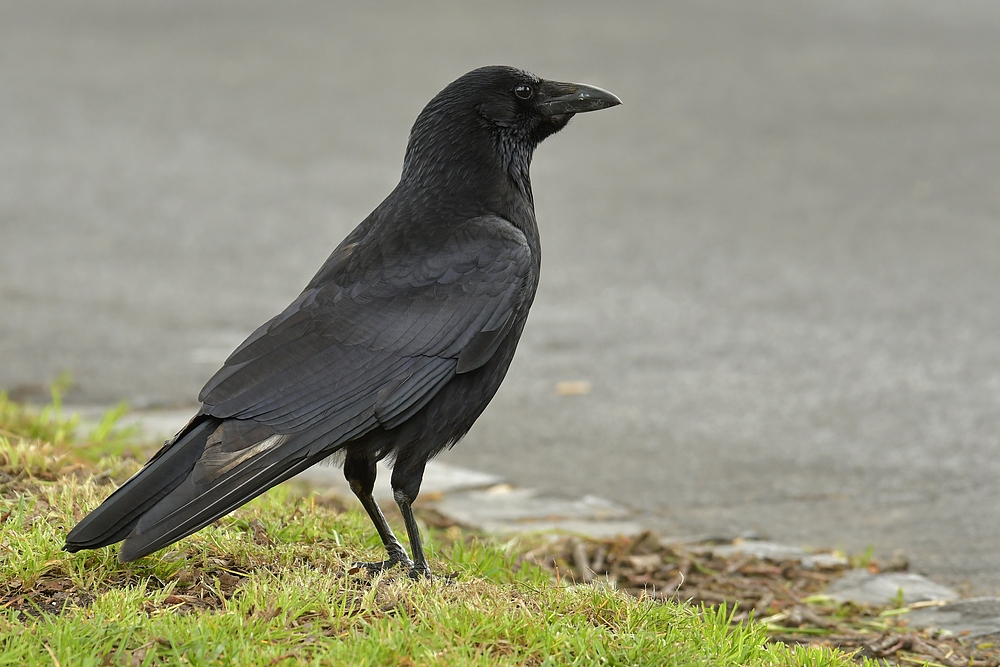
[65,65,620,577]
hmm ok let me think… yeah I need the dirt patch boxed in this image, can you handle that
[0,562,253,617]
[521,532,1000,667]
[1,578,95,617]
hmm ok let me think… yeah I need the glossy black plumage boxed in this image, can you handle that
[65,66,620,576]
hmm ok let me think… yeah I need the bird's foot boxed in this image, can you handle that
[407,563,432,580]
[348,540,414,576]
[350,557,410,575]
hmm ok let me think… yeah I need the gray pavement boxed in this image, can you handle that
[3,1,1000,593]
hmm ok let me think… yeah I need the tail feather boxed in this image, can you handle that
[117,448,317,562]
[64,417,220,553]
[65,412,353,562]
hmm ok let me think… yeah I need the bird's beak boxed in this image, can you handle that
[536,80,622,116]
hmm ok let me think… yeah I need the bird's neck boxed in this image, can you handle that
[401,117,537,211]
[492,128,535,203]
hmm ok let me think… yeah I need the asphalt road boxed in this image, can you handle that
[2,1,999,592]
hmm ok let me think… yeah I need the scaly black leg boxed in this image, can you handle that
[396,492,430,578]
[343,450,412,573]
[391,458,430,578]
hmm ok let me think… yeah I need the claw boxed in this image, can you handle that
[350,557,410,576]
[407,564,432,579]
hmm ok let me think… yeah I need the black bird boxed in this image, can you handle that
[65,66,620,577]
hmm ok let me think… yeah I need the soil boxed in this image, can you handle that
[520,532,1000,667]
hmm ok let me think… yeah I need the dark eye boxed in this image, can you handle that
[514,84,534,100]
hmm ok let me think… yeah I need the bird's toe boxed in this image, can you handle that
[350,558,408,575]
[406,564,432,580]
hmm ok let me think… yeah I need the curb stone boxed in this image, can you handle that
[426,486,645,537]
[688,540,848,570]
[826,570,959,606]
[903,598,1000,639]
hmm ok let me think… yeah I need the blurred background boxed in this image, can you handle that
[2,0,999,592]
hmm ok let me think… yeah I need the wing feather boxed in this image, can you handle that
[200,215,531,437]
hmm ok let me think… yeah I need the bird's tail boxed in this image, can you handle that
[64,416,221,554]
[66,413,332,562]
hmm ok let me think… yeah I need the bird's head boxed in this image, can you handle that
[402,66,621,198]
[467,66,621,143]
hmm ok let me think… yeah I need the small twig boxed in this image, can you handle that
[590,546,607,574]
[754,591,774,613]
[44,644,61,667]
[571,539,593,583]
[724,555,752,575]
[659,558,690,598]
[623,531,655,556]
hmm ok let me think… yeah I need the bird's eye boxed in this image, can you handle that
[514,84,534,100]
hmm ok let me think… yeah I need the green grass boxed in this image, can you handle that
[0,396,866,666]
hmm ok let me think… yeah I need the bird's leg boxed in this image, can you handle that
[395,492,430,578]
[343,450,412,573]
[390,459,430,578]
